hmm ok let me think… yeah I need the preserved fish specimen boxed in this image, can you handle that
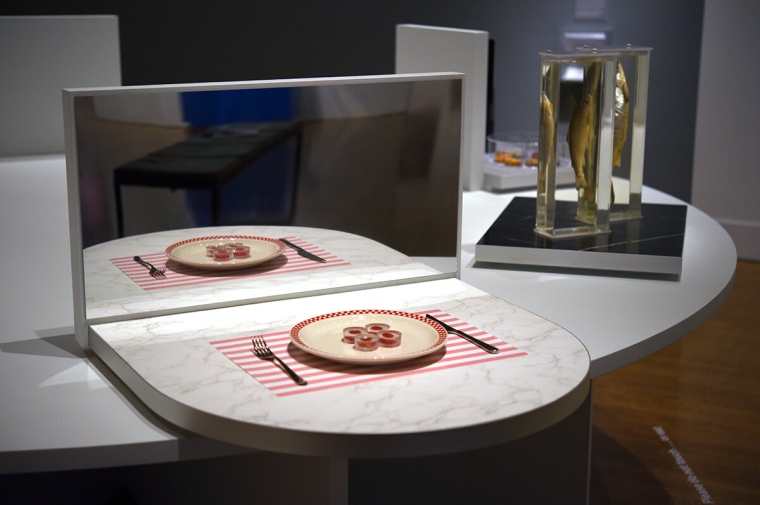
[567,93,592,191]
[538,90,555,190]
[611,62,630,203]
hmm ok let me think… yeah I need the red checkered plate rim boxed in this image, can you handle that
[165,235,286,270]
[290,309,448,365]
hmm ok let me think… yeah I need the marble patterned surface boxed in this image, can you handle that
[83,225,452,323]
[90,278,589,456]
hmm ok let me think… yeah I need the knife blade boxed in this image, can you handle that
[426,314,500,354]
[280,238,327,263]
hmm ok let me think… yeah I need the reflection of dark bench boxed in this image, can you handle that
[113,121,301,237]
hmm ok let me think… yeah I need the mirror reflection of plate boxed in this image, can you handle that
[291,309,448,365]
[165,236,286,270]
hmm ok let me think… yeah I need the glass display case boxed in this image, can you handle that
[536,50,617,239]
[474,45,686,276]
[535,46,652,238]
[575,45,652,222]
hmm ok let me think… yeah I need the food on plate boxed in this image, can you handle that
[494,150,523,166]
[213,248,232,261]
[232,245,251,258]
[354,333,379,352]
[365,323,390,334]
[342,326,366,344]
[343,324,403,350]
[377,329,402,348]
[206,242,251,260]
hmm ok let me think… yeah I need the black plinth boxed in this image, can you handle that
[475,197,687,275]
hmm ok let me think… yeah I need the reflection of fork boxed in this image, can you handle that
[133,256,166,278]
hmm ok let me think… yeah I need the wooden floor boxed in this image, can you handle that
[590,260,760,505]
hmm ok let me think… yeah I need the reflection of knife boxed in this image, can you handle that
[425,314,500,354]
[280,238,327,263]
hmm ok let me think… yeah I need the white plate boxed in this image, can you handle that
[165,235,286,270]
[290,310,448,365]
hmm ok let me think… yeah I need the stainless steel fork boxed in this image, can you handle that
[133,256,166,278]
[252,337,307,386]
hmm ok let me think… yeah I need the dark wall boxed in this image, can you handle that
[2,0,704,201]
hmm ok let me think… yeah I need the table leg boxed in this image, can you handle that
[329,457,349,505]
[346,388,593,504]
[114,177,125,237]
[211,186,222,226]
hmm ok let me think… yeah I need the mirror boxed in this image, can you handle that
[64,74,463,345]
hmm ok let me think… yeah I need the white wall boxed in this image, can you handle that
[692,0,760,261]
[6,2,707,202]
[0,15,121,156]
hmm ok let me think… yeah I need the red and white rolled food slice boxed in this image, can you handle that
[342,326,366,344]
[365,323,390,334]
[377,329,402,348]
[353,333,379,352]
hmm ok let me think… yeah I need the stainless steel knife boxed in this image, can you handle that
[280,238,327,263]
[426,314,500,354]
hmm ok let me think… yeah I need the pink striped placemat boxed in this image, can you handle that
[111,236,350,290]
[210,309,528,397]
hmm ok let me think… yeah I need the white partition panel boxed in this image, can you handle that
[396,24,489,191]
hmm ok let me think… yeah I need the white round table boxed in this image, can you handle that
[460,185,736,377]
[0,156,736,505]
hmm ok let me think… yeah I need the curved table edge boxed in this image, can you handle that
[589,266,736,377]
[91,327,591,459]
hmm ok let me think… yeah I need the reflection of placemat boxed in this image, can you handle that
[111,237,349,290]
[210,309,528,397]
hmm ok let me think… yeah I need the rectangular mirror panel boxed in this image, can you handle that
[64,74,463,344]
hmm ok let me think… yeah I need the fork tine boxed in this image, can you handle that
[135,256,167,278]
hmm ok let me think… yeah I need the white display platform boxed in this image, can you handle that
[460,184,736,377]
[89,277,589,457]
[483,155,577,190]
